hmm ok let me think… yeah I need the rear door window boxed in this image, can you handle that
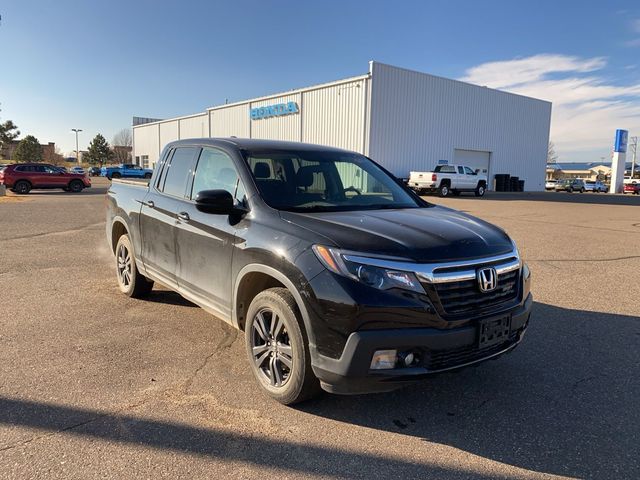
[159,147,199,198]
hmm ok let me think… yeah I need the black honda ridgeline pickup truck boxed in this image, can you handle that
[106,139,532,404]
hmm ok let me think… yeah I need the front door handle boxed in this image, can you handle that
[143,200,155,208]
[177,212,190,222]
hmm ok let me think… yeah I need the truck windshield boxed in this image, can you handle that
[242,149,422,212]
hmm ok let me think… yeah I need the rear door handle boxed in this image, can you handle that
[177,212,190,222]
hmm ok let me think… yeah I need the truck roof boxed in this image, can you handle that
[165,137,355,154]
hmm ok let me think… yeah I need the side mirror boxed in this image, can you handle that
[475,169,480,174]
[194,189,236,215]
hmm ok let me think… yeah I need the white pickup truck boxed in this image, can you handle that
[408,164,488,197]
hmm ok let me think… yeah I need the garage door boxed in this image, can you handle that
[453,149,490,176]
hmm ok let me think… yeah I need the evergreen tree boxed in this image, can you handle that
[84,133,114,166]
[0,107,20,158]
[13,135,43,162]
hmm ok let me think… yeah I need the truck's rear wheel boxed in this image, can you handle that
[115,234,153,298]
[438,183,450,197]
[245,287,321,405]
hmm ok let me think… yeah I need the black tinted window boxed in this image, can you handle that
[244,149,421,212]
[161,147,198,197]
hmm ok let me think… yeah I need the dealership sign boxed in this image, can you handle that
[250,102,299,120]
[614,129,628,153]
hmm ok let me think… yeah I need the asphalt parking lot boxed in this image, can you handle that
[1,178,639,479]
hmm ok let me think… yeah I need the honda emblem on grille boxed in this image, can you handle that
[477,267,498,292]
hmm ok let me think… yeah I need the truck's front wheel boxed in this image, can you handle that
[114,234,154,298]
[245,288,321,405]
[475,182,486,197]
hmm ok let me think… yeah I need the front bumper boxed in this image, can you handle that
[311,293,532,394]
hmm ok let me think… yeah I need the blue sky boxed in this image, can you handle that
[1,0,639,162]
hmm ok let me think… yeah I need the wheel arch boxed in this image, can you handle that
[110,216,129,253]
[233,264,316,349]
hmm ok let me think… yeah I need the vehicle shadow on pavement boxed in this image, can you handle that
[21,188,110,196]
[298,302,640,479]
[146,289,198,308]
[0,397,497,479]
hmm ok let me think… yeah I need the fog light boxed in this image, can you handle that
[370,349,397,370]
[397,350,420,367]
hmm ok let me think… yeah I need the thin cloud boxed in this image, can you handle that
[461,54,640,160]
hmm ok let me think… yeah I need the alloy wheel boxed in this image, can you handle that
[117,243,132,287]
[250,308,293,388]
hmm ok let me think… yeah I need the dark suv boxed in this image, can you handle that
[0,163,91,194]
[106,139,532,404]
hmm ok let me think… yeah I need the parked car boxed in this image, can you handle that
[584,180,607,193]
[106,139,531,404]
[0,163,91,194]
[101,163,153,180]
[623,183,640,194]
[408,164,488,197]
[88,167,102,177]
[554,179,586,193]
[70,166,86,175]
[545,179,558,190]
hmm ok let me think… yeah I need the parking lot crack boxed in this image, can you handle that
[182,327,238,394]
[2,222,104,242]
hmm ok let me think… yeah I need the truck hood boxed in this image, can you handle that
[280,206,513,263]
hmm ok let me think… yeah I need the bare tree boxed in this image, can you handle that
[112,128,132,147]
[112,128,132,164]
[547,141,558,164]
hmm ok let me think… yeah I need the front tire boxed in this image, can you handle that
[114,234,153,298]
[111,172,121,179]
[245,288,321,405]
[144,173,152,179]
[475,183,486,197]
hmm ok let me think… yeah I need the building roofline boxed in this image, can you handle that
[369,61,552,107]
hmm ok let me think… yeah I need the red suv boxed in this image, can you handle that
[0,163,91,194]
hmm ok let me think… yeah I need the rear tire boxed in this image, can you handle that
[245,287,321,405]
[475,183,486,197]
[114,234,153,298]
[14,180,31,194]
[438,183,450,197]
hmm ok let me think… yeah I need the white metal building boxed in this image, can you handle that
[133,61,552,190]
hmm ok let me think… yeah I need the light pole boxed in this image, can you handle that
[71,129,82,164]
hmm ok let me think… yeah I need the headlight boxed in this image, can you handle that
[312,245,425,294]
